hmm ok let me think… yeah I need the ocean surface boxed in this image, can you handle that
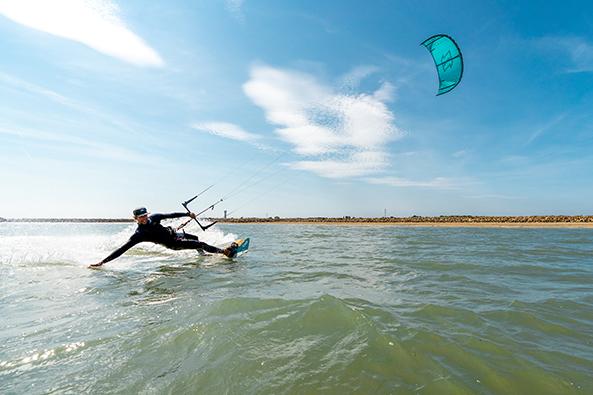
[1,221,592,394]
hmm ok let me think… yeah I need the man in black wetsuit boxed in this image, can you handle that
[89,207,237,267]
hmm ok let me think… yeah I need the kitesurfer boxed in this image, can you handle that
[89,207,237,267]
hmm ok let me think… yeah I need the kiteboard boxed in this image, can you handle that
[228,238,250,258]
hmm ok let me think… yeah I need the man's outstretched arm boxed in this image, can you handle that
[89,238,140,268]
[151,212,195,221]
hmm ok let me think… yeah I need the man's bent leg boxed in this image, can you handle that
[169,239,223,254]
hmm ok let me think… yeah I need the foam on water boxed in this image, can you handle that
[0,220,237,269]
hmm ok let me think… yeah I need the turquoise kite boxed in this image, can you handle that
[421,34,463,96]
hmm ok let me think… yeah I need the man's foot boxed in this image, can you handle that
[222,242,239,258]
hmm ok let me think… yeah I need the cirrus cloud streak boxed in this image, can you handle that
[192,121,261,142]
[366,176,456,189]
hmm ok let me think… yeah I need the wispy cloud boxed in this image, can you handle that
[242,64,402,178]
[0,71,71,105]
[366,176,456,189]
[0,71,151,140]
[0,0,164,67]
[464,194,526,200]
[289,151,389,178]
[526,112,567,144]
[192,122,261,142]
[225,0,245,22]
[452,150,467,158]
[0,124,155,164]
[537,36,593,73]
[338,65,380,89]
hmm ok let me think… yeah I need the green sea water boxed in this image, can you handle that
[1,222,592,394]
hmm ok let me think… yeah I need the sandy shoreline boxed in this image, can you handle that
[3,217,593,228]
[215,215,593,228]
[217,221,593,228]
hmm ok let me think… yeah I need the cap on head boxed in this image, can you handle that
[133,207,148,217]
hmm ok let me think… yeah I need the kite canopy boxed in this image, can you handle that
[421,34,463,96]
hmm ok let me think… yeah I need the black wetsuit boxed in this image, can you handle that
[100,213,222,264]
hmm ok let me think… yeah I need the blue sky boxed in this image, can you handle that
[1,0,593,218]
